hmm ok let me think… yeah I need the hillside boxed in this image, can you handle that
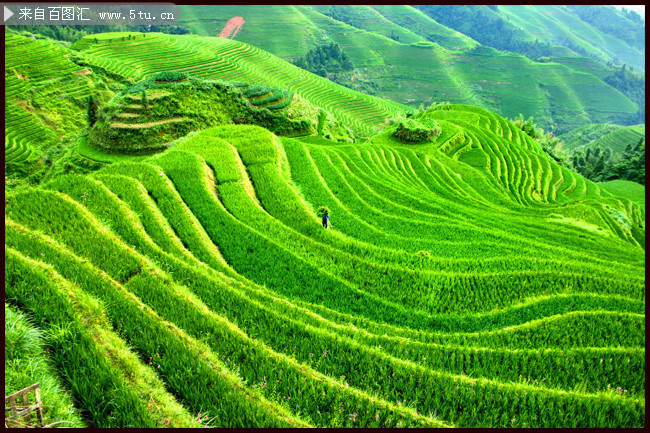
[414,5,645,73]
[4,25,646,428]
[87,74,353,153]
[174,5,641,134]
[69,32,410,137]
[558,123,645,156]
[5,107,645,427]
[4,32,112,172]
[600,179,646,205]
[3,30,409,183]
[177,4,479,56]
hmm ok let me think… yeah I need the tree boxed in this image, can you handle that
[86,95,98,127]
[141,90,147,112]
[292,42,354,77]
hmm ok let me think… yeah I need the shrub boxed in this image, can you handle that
[127,83,147,94]
[151,71,189,83]
[265,91,294,110]
[243,86,272,97]
[86,95,98,127]
[392,118,441,143]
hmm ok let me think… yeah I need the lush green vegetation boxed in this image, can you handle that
[293,42,354,77]
[510,116,645,186]
[391,118,441,143]
[5,303,86,428]
[414,5,558,61]
[571,139,645,185]
[414,5,645,74]
[5,106,645,426]
[4,32,113,182]
[67,31,408,138]
[10,7,643,134]
[509,114,572,168]
[88,76,315,153]
[600,180,645,205]
[151,71,189,83]
[168,5,641,133]
[4,18,645,428]
[564,5,644,52]
[603,65,645,124]
[495,5,645,72]
[556,124,645,185]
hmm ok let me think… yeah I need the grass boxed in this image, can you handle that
[4,303,86,428]
[3,27,646,428]
[600,180,645,205]
[5,113,645,426]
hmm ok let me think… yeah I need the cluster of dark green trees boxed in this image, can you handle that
[293,42,354,78]
[292,41,380,95]
[571,139,645,185]
[510,115,570,167]
[414,6,556,61]
[564,5,644,50]
[620,7,644,23]
[324,5,363,29]
[12,24,188,43]
[603,65,645,124]
[512,114,646,185]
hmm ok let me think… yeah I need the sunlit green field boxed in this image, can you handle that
[4,28,645,428]
[6,110,645,427]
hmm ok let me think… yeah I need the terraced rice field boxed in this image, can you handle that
[177,5,638,133]
[586,125,645,155]
[71,32,412,137]
[4,33,97,164]
[5,102,645,427]
[559,123,645,156]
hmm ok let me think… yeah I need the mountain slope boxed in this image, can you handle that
[70,32,410,137]
[4,32,106,165]
[559,124,645,156]
[5,105,645,427]
[418,5,645,72]
[174,5,640,133]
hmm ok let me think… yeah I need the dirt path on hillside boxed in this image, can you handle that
[110,118,186,129]
[218,16,245,39]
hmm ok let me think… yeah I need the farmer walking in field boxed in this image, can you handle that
[322,211,330,229]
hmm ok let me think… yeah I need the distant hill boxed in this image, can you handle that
[175,5,641,134]
[558,123,645,156]
[416,5,645,72]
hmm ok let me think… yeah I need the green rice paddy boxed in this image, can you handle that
[4,27,645,428]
